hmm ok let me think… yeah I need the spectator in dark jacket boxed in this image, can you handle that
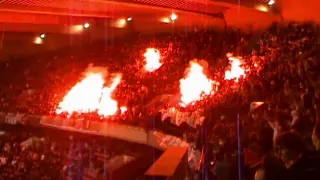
[276,131,320,180]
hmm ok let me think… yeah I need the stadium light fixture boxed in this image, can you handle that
[69,25,84,34]
[83,23,90,29]
[170,13,177,21]
[161,17,170,24]
[110,19,127,28]
[268,0,275,6]
[117,19,127,27]
[40,34,46,39]
[34,37,43,44]
[256,5,268,12]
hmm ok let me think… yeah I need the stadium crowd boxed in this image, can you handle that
[0,130,79,180]
[0,125,152,180]
[0,21,320,180]
[206,22,320,180]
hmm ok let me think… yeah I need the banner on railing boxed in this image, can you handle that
[160,108,205,128]
[149,130,189,150]
[0,112,42,125]
[3,113,28,125]
[1,112,190,151]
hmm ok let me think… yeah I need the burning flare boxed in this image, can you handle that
[180,60,215,107]
[143,48,162,72]
[97,74,122,117]
[224,53,246,82]
[56,70,121,117]
[56,73,104,115]
[120,106,128,114]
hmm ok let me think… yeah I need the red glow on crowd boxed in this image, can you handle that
[224,53,246,82]
[143,48,162,72]
[97,74,122,117]
[56,52,251,117]
[120,106,128,114]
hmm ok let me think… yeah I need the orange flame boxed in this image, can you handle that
[224,53,246,82]
[143,48,162,72]
[180,60,215,107]
[97,74,121,117]
[120,106,128,114]
[56,71,121,117]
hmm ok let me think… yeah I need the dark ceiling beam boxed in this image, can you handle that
[111,0,228,18]
[0,5,115,18]
[0,10,60,25]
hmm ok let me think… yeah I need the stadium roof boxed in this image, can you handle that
[1,0,319,34]
[0,0,281,33]
[0,0,318,59]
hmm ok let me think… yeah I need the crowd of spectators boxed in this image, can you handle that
[207,23,320,180]
[0,130,68,180]
[0,21,320,180]
[0,28,241,117]
[0,125,152,180]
